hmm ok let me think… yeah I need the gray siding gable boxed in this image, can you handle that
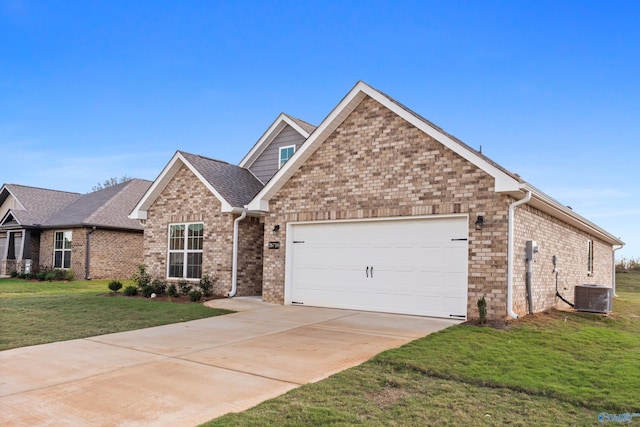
[249,124,307,184]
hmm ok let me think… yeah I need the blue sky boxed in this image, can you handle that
[1,0,638,259]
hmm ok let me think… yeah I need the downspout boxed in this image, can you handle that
[85,226,97,280]
[612,245,623,297]
[228,208,248,297]
[507,190,532,319]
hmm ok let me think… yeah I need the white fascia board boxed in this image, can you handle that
[360,84,522,193]
[128,152,232,219]
[522,184,624,246]
[238,114,312,169]
[248,86,368,212]
[0,186,26,212]
[248,81,521,211]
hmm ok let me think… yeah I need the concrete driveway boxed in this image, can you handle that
[0,298,458,426]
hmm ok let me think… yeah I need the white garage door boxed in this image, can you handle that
[287,216,468,319]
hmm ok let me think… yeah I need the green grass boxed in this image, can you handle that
[204,272,640,426]
[0,278,232,350]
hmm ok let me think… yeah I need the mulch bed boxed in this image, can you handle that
[103,292,226,304]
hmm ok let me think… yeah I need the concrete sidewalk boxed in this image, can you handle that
[0,298,458,426]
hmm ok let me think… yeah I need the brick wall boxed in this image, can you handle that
[512,204,613,316]
[262,95,513,318]
[88,228,144,279]
[39,228,143,279]
[144,164,264,296]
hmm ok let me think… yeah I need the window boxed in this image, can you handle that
[587,239,594,275]
[279,145,295,169]
[54,231,72,269]
[168,223,203,279]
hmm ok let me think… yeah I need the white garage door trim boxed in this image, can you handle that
[284,214,469,319]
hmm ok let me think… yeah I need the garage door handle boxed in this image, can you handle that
[370,266,374,278]
[366,266,369,277]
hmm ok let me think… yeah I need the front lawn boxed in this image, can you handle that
[204,272,640,426]
[0,278,232,350]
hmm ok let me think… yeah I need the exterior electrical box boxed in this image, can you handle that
[525,240,539,260]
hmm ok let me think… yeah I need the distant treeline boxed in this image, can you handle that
[616,257,640,272]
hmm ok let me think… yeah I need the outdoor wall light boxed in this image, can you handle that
[272,224,280,233]
[475,215,484,230]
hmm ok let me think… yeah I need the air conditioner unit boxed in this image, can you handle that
[574,285,612,313]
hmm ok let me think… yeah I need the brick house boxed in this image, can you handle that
[0,179,151,279]
[133,82,624,320]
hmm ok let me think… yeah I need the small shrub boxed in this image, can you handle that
[52,269,66,281]
[178,280,192,295]
[188,289,202,302]
[123,285,138,296]
[199,273,214,297]
[477,296,487,324]
[9,270,18,278]
[37,271,47,281]
[151,279,166,296]
[17,273,27,279]
[167,283,179,298]
[45,272,56,281]
[64,269,75,281]
[132,264,152,289]
[108,280,123,292]
[142,285,155,298]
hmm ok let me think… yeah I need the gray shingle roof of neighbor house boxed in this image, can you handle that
[179,151,265,207]
[0,184,82,227]
[44,179,152,230]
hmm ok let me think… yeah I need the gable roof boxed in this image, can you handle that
[247,81,623,246]
[238,113,316,169]
[130,151,264,219]
[0,184,82,227]
[44,179,152,230]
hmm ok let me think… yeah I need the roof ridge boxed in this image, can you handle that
[3,183,81,195]
[178,150,231,165]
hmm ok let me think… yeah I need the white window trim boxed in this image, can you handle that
[53,230,72,269]
[278,145,296,169]
[587,239,594,275]
[166,222,204,280]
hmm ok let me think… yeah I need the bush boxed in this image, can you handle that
[151,279,166,296]
[477,296,487,324]
[167,283,179,298]
[188,289,202,302]
[199,273,214,297]
[132,264,152,289]
[123,285,138,296]
[142,284,155,298]
[36,271,47,281]
[178,280,192,295]
[108,280,123,292]
[44,272,56,281]
[9,270,18,278]
[64,269,75,281]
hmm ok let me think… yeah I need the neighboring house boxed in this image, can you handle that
[133,81,624,320]
[0,179,152,279]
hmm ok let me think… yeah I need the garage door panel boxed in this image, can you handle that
[288,217,468,319]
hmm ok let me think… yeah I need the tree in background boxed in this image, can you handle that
[92,176,133,192]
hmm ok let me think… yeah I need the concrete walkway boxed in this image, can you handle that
[0,298,458,426]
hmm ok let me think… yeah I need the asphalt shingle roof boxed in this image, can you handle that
[285,114,317,135]
[179,151,265,208]
[44,179,152,230]
[0,184,82,226]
